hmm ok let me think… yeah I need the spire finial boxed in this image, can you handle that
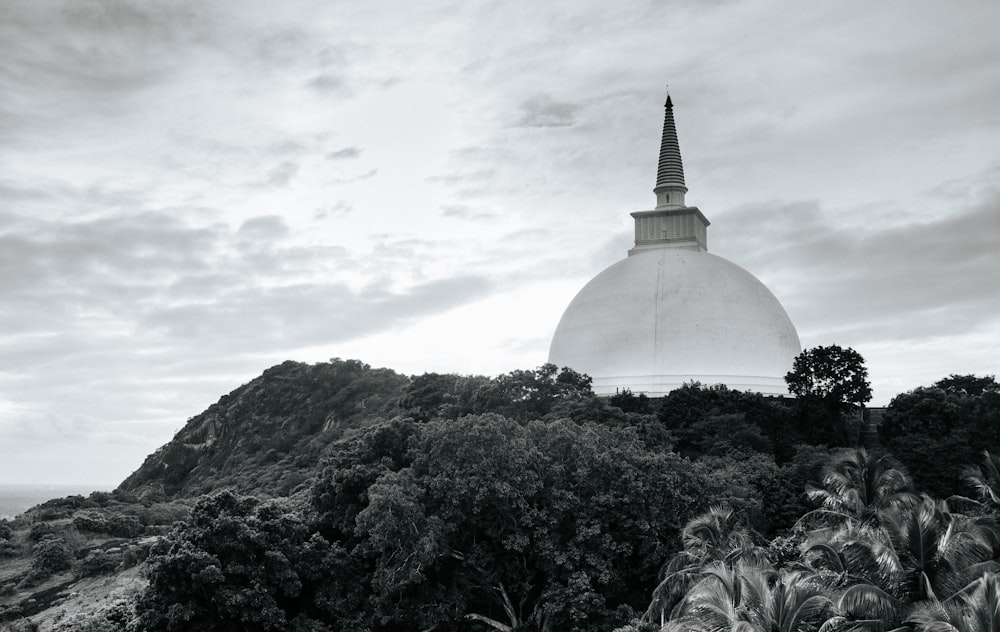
[654,89,686,208]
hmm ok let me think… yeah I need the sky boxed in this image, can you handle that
[2,0,999,486]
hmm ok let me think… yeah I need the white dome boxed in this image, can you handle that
[548,248,801,396]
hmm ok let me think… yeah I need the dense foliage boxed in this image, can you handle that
[134,415,718,631]
[880,374,1000,497]
[6,354,998,632]
[134,491,352,631]
[118,359,413,499]
[627,448,1000,632]
[123,356,843,631]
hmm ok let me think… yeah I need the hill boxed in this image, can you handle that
[115,359,607,502]
[117,359,410,500]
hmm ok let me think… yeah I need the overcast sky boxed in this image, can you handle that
[2,0,999,486]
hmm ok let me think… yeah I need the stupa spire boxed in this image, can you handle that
[653,92,687,209]
[629,90,709,255]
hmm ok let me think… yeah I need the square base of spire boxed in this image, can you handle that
[629,206,709,254]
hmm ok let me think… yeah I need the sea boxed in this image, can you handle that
[0,483,112,520]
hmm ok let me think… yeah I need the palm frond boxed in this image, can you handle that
[838,583,904,624]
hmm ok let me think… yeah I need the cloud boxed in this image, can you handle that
[266,139,308,156]
[0,200,495,360]
[314,201,353,219]
[253,27,316,65]
[711,176,1000,346]
[327,146,362,160]
[238,215,290,239]
[328,168,378,184]
[138,274,494,353]
[262,161,299,187]
[426,169,496,186]
[0,190,498,483]
[0,210,222,300]
[440,204,497,220]
[0,2,209,144]
[309,73,351,94]
[425,169,497,201]
[514,94,580,128]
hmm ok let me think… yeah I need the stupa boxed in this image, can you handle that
[547,94,801,396]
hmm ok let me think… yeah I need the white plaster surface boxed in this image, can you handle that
[548,248,801,396]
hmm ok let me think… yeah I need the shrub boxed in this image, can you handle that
[17,566,51,589]
[50,598,136,632]
[138,502,190,527]
[119,540,154,570]
[88,491,114,506]
[59,527,87,556]
[27,521,56,542]
[3,618,39,632]
[72,511,108,533]
[32,535,73,574]
[106,514,143,538]
[75,549,122,578]
[34,495,88,520]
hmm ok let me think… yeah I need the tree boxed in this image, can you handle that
[785,345,872,408]
[880,387,966,440]
[310,417,418,542]
[964,451,1000,513]
[934,374,998,397]
[800,448,915,529]
[785,346,872,447]
[643,506,759,625]
[882,496,996,603]
[684,414,774,457]
[399,372,492,421]
[801,494,999,630]
[658,383,795,461]
[660,562,834,632]
[608,389,653,415]
[879,379,1000,499]
[340,414,710,631]
[470,364,596,421]
[880,387,977,497]
[134,490,360,631]
[908,572,1000,632]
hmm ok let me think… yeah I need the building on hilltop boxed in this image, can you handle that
[548,94,801,396]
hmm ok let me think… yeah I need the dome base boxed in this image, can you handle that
[592,374,791,397]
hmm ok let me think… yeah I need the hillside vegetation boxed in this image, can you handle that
[118,359,410,499]
[2,355,998,632]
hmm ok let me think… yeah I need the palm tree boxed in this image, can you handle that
[662,561,835,632]
[644,506,761,625]
[963,451,1000,514]
[803,495,1000,631]
[800,449,916,531]
[882,496,997,603]
[804,521,908,631]
[908,572,1000,632]
[681,505,758,565]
